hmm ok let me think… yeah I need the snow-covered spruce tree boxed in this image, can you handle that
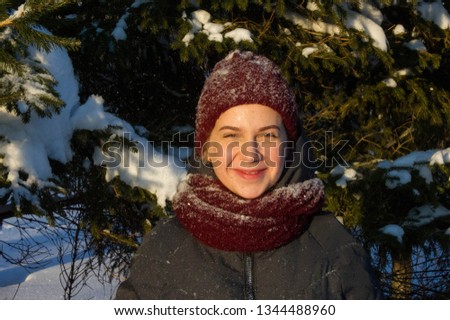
[128,0,449,298]
[37,0,198,265]
[0,0,79,122]
[47,0,203,141]
[1,1,180,291]
[1,0,79,220]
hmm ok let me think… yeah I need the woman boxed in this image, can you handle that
[115,51,381,299]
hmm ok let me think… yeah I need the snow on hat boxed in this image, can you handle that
[195,51,299,154]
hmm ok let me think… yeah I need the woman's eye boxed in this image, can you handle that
[262,132,278,139]
[223,133,237,138]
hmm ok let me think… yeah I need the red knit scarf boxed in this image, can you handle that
[173,174,325,252]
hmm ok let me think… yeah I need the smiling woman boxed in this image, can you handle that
[115,51,381,300]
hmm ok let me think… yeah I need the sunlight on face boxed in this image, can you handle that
[205,104,288,199]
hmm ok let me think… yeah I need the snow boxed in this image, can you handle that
[417,0,450,29]
[379,205,450,243]
[430,147,450,165]
[330,147,449,243]
[285,10,341,36]
[394,68,414,77]
[9,3,26,19]
[111,0,151,41]
[331,147,450,242]
[224,28,253,43]
[1,44,79,208]
[418,165,433,184]
[286,5,388,51]
[382,78,397,88]
[0,32,186,299]
[380,150,438,168]
[302,47,319,57]
[331,165,358,188]
[131,0,150,8]
[208,32,224,42]
[92,138,185,208]
[180,1,450,51]
[0,39,185,209]
[359,2,384,25]
[375,149,450,189]
[343,9,388,51]
[404,204,450,227]
[0,215,119,299]
[331,147,449,190]
[380,224,405,243]
[70,95,186,207]
[285,1,449,53]
[204,22,225,34]
[191,9,211,25]
[182,10,252,45]
[405,39,427,51]
[385,169,412,189]
[393,24,406,35]
[0,18,188,299]
[306,1,319,12]
[182,31,195,44]
[112,13,129,41]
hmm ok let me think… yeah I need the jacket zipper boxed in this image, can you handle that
[243,253,255,300]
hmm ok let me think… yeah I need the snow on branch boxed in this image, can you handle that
[181,9,253,46]
[0,35,185,211]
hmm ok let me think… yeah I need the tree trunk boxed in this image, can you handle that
[0,204,15,227]
[391,250,413,299]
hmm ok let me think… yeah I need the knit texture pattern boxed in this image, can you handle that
[173,174,325,252]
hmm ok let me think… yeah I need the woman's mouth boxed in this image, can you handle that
[233,168,267,180]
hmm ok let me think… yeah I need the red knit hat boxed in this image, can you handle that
[195,51,299,154]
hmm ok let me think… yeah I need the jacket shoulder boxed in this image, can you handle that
[304,212,382,299]
[306,211,358,252]
[114,217,191,300]
[138,216,191,256]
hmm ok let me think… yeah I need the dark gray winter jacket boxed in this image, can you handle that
[115,212,381,299]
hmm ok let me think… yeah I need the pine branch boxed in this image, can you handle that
[0,16,13,28]
[1,0,80,52]
[0,48,24,73]
[13,23,80,52]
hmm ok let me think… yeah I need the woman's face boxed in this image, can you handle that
[205,104,288,199]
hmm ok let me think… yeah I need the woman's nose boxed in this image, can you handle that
[239,140,262,163]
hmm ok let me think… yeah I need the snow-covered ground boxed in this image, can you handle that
[0,215,120,299]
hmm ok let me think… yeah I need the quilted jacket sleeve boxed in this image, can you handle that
[307,213,383,299]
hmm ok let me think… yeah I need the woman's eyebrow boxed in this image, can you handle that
[258,125,281,132]
[218,126,240,131]
[218,125,281,132]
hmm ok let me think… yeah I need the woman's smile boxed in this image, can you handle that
[232,168,267,180]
